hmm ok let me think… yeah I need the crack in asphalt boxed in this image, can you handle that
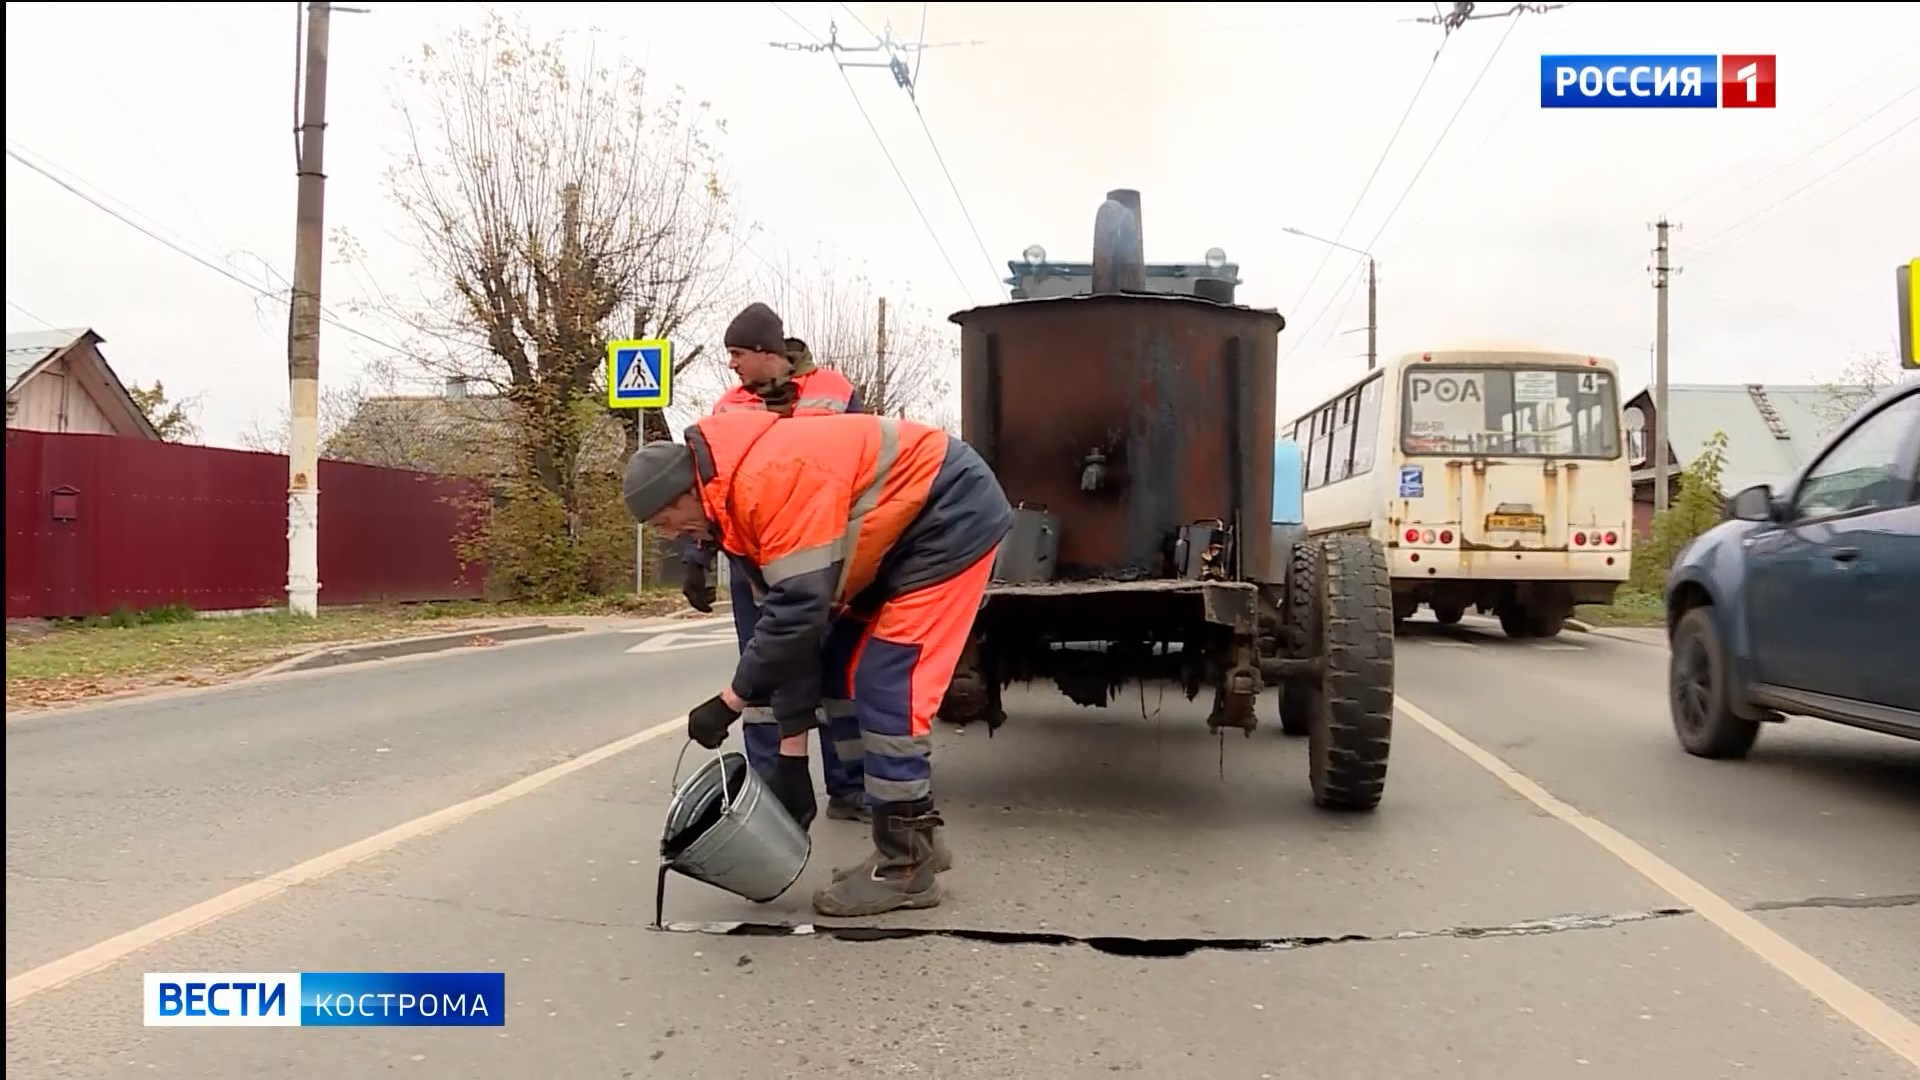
[650,907,1696,958]
[342,888,1918,960]
[1747,893,1920,913]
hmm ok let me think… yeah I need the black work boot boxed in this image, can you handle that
[812,802,945,917]
[765,755,817,831]
[824,793,872,824]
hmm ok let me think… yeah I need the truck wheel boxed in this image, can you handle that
[1432,602,1464,626]
[1304,535,1395,811]
[1669,606,1758,759]
[1277,542,1320,737]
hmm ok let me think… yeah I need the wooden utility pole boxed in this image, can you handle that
[1364,258,1378,371]
[286,1,333,617]
[874,295,890,417]
[1651,218,1679,511]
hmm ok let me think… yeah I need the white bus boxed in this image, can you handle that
[1285,347,1633,638]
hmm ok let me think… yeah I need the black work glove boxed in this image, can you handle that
[766,756,818,830]
[687,694,742,750]
[681,560,717,614]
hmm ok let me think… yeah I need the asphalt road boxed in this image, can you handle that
[6,615,1917,1078]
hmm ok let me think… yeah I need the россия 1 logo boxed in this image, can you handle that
[1540,55,1776,109]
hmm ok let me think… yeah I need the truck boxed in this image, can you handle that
[934,189,1397,811]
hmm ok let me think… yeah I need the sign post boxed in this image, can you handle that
[607,339,675,594]
[1899,260,1917,371]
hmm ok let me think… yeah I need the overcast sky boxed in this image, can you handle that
[6,1,1917,448]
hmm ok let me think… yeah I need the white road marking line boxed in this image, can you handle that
[1395,695,1920,1067]
[624,629,740,655]
[1536,643,1584,652]
[617,617,735,635]
[1420,640,1476,649]
[4,713,692,1007]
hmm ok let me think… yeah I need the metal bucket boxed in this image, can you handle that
[654,744,812,925]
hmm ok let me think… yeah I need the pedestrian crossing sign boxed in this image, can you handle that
[607,339,673,409]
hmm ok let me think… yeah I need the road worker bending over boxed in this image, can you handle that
[677,302,869,824]
[624,409,1013,916]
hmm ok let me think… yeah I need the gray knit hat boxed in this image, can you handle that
[723,302,787,356]
[622,440,697,522]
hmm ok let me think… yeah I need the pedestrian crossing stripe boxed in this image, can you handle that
[607,338,673,409]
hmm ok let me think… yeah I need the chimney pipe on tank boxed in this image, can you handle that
[1090,188,1146,294]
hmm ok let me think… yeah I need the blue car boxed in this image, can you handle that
[1664,377,1920,757]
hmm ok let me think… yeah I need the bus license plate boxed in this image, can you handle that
[1487,513,1545,532]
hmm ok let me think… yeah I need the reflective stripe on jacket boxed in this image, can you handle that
[710,368,864,417]
[685,411,1012,704]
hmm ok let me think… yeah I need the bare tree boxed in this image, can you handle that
[1811,352,1906,435]
[236,382,368,456]
[335,12,743,471]
[757,256,955,421]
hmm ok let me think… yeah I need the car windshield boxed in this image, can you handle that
[1401,366,1622,459]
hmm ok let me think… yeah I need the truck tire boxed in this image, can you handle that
[1669,606,1759,759]
[1306,535,1395,811]
[1277,540,1320,737]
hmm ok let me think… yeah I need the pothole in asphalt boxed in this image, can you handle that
[650,907,1695,958]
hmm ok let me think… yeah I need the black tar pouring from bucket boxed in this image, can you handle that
[655,741,813,928]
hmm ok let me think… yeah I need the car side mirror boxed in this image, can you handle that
[1728,484,1777,522]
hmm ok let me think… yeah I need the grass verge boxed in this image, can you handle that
[1573,589,1666,629]
[5,592,686,712]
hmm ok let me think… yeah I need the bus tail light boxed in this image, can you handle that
[1603,530,1619,546]
[1438,529,1454,544]
[1404,528,1420,543]
[1574,531,1588,546]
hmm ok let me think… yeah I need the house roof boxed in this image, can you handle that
[327,389,630,476]
[5,327,162,441]
[1625,382,1846,494]
[6,327,96,391]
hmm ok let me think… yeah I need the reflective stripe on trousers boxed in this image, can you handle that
[847,542,999,806]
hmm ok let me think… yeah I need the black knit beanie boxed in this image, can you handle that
[723,302,786,356]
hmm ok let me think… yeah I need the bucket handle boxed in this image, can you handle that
[668,739,738,815]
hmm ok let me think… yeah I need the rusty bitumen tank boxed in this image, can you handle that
[939,189,1398,813]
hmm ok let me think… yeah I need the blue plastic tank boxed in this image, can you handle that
[1271,438,1304,526]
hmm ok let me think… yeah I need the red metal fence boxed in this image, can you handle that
[5,430,487,619]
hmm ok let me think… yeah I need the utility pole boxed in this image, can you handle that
[632,307,647,596]
[874,295,890,417]
[1365,258,1378,371]
[1651,218,1681,512]
[286,1,333,618]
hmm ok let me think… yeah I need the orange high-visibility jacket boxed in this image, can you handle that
[692,366,865,636]
[710,368,863,417]
[685,410,1012,704]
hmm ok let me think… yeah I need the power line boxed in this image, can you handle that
[1687,113,1919,262]
[769,3,980,301]
[4,146,408,356]
[1665,34,1920,217]
[1357,12,1523,259]
[1285,40,1451,326]
[1543,66,1920,341]
[1285,9,1524,366]
[900,2,1001,292]
[7,299,61,330]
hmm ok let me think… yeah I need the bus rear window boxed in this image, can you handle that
[1401,367,1621,459]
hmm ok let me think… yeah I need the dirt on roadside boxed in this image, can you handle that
[4,594,687,713]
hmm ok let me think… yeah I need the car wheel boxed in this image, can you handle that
[1669,606,1759,759]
